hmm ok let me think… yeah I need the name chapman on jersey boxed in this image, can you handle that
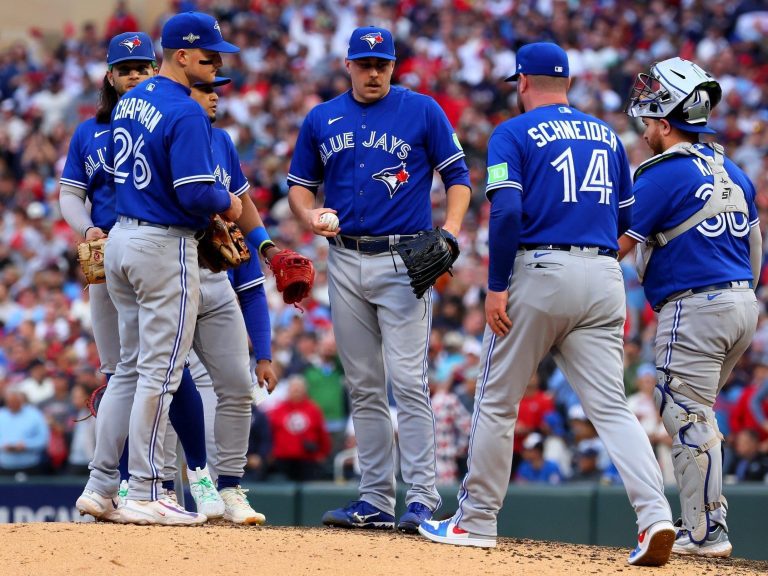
[113,97,163,132]
[320,131,410,165]
[528,118,617,151]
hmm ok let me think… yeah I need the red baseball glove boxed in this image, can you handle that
[267,249,315,306]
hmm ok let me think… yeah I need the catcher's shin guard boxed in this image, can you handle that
[654,378,725,543]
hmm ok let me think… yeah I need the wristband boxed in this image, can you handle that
[246,227,274,258]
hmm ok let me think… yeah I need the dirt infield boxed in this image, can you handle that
[3,523,767,576]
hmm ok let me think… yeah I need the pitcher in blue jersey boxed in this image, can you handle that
[287,26,471,533]
[419,42,675,567]
[619,57,760,558]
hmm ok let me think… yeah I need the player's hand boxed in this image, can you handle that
[308,208,340,238]
[256,359,278,393]
[486,289,512,337]
[220,192,243,222]
[85,226,107,241]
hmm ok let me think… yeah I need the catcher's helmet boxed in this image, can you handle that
[626,57,721,134]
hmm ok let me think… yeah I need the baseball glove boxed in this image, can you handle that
[198,215,251,273]
[75,382,107,421]
[267,249,315,306]
[77,238,107,284]
[393,227,460,299]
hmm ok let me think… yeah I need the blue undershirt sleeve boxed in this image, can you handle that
[488,188,522,292]
[237,284,272,361]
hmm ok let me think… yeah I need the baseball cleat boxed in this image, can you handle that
[117,495,207,526]
[219,486,266,525]
[418,518,496,548]
[628,520,676,566]
[322,500,395,530]
[117,480,129,507]
[397,502,433,534]
[672,524,732,558]
[188,466,225,519]
[76,489,122,522]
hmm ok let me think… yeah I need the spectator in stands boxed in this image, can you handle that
[727,429,768,482]
[303,330,346,435]
[67,384,95,475]
[430,377,471,485]
[268,375,331,481]
[0,387,49,474]
[514,432,563,485]
[17,358,53,405]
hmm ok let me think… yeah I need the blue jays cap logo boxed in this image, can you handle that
[373,162,410,198]
[183,33,201,44]
[119,35,143,53]
[361,32,385,49]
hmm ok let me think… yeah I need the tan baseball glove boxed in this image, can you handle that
[198,215,251,272]
[77,237,107,284]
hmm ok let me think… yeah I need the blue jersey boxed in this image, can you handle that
[60,118,116,230]
[486,104,634,249]
[287,85,470,236]
[625,143,757,308]
[210,126,265,290]
[106,77,217,230]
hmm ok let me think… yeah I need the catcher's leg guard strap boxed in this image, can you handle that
[654,380,724,543]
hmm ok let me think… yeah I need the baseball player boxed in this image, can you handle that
[160,76,278,525]
[620,57,760,558]
[418,43,675,567]
[77,12,241,526]
[287,26,471,533]
[63,32,221,522]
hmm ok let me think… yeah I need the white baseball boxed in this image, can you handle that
[320,212,339,231]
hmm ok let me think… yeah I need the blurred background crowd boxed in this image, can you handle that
[1,0,768,487]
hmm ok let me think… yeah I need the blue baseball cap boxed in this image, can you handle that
[347,26,396,61]
[161,11,239,53]
[107,32,156,66]
[505,42,569,82]
[667,117,716,135]
[193,76,231,88]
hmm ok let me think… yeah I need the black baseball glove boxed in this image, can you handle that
[393,227,460,299]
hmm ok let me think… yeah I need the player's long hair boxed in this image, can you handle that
[95,76,119,124]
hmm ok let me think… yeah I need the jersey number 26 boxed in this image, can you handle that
[113,127,152,190]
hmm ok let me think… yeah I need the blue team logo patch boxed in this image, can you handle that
[373,162,410,198]
[361,32,385,49]
[119,35,143,53]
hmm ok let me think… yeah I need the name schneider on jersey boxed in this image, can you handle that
[527,109,618,150]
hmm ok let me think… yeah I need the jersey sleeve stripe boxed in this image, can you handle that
[625,229,646,242]
[435,151,466,172]
[59,178,88,190]
[485,181,523,194]
[618,197,636,208]
[233,181,250,196]
[173,175,216,187]
[287,173,322,187]
[233,276,265,292]
[750,217,760,227]
[103,164,115,175]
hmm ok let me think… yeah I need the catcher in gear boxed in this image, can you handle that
[393,227,459,299]
[620,57,760,558]
[287,26,471,534]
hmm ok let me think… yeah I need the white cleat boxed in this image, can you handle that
[672,524,733,558]
[628,520,676,566]
[76,489,122,522]
[188,466,225,519]
[220,486,266,525]
[118,496,207,526]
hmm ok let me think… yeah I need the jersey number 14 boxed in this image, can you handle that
[551,147,613,204]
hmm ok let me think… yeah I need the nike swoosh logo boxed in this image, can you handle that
[352,512,377,523]
[533,251,551,258]
[328,116,343,125]
[94,130,110,138]
[707,293,721,301]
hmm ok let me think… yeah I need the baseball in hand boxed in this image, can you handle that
[319,212,339,231]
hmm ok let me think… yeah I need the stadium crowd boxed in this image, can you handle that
[1,0,768,486]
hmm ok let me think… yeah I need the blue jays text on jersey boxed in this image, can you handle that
[625,143,757,309]
[60,118,116,230]
[485,104,633,250]
[287,85,470,236]
[104,76,223,230]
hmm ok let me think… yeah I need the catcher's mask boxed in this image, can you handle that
[626,57,721,134]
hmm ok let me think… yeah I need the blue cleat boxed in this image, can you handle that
[397,502,433,534]
[321,500,395,530]
[418,517,496,548]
